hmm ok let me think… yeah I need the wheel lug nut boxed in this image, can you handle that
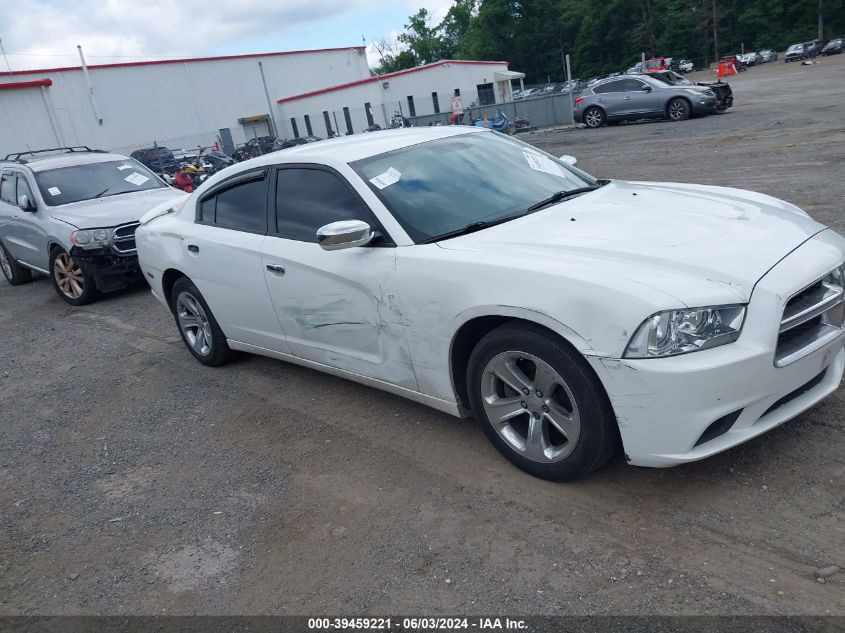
[532,412,540,419]
[542,405,549,413]
[521,401,527,409]
[535,390,543,397]
[522,388,530,395]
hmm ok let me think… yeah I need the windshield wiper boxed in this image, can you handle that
[93,188,110,198]
[420,215,521,244]
[525,181,608,213]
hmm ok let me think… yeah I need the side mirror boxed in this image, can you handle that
[18,194,35,212]
[641,85,652,92]
[316,219,374,251]
[559,155,578,166]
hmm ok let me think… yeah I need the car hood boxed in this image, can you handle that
[50,187,188,229]
[437,180,825,304]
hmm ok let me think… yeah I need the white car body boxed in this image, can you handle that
[136,127,845,470]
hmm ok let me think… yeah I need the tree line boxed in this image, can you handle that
[373,0,845,81]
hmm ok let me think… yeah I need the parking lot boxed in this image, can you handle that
[2,55,844,616]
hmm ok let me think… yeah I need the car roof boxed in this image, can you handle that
[1,151,130,173]
[238,126,486,167]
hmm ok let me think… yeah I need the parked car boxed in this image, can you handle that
[642,57,679,73]
[130,146,178,173]
[720,53,747,71]
[759,49,778,62]
[645,70,733,112]
[744,52,763,66]
[822,38,843,55]
[804,40,822,58]
[678,59,694,73]
[785,43,807,62]
[574,74,717,128]
[0,146,186,304]
[135,126,845,481]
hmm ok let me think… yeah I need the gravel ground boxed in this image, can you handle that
[1,55,844,617]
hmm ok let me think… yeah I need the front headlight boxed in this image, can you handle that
[824,264,845,290]
[70,229,110,249]
[624,305,746,358]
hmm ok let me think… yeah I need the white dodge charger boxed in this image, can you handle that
[136,127,845,480]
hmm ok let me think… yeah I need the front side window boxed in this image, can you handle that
[351,131,594,243]
[275,168,374,242]
[16,175,34,205]
[34,160,165,206]
[200,173,267,234]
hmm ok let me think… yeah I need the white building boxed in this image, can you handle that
[277,60,525,138]
[0,47,522,158]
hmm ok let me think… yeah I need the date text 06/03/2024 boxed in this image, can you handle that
[307,617,528,630]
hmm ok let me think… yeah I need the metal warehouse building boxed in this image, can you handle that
[0,47,522,158]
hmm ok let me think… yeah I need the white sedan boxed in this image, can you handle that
[136,127,845,480]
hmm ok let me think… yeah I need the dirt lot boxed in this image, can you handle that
[2,55,844,617]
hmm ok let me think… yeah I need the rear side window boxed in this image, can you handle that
[593,81,622,94]
[274,168,373,242]
[0,172,16,204]
[198,171,267,234]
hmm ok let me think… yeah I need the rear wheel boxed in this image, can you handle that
[49,248,98,305]
[583,107,605,129]
[171,277,231,367]
[467,324,618,481]
[667,98,690,121]
[0,241,32,285]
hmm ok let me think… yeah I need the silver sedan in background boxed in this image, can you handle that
[573,74,717,128]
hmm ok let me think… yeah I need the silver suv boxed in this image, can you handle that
[0,147,186,305]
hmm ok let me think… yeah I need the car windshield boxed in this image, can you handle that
[34,160,165,206]
[788,44,802,52]
[351,132,595,243]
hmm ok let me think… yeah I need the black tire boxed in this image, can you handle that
[170,277,231,367]
[0,241,33,286]
[466,323,619,481]
[49,247,99,305]
[667,97,691,122]
[583,106,605,129]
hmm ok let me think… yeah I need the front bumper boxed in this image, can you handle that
[588,230,845,467]
[70,246,143,293]
[690,95,718,114]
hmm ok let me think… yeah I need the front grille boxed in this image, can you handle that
[775,269,844,367]
[112,222,140,254]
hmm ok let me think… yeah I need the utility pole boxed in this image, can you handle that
[712,0,719,61]
[818,0,824,40]
[0,38,13,77]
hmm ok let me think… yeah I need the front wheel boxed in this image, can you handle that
[170,277,231,367]
[49,248,99,305]
[466,324,619,481]
[667,98,691,121]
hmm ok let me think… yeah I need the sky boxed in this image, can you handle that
[0,0,455,73]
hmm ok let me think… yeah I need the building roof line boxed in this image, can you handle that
[277,59,509,104]
[3,46,367,77]
[0,78,53,90]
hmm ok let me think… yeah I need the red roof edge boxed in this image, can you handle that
[277,60,509,104]
[4,46,367,77]
[0,78,52,90]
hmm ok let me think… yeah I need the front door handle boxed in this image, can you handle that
[623,96,632,100]
[187,244,199,253]
[266,264,286,275]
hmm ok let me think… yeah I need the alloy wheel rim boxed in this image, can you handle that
[53,252,84,299]
[176,291,213,356]
[586,110,601,127]
[480,351,581,463]
[670,102,685,119]
[0,246,11,280]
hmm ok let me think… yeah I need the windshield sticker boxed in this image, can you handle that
[369,167,401,189]
[523,151,565,177]
[48,186,62,196]
[117,164,133,170]
[124,172,150,186]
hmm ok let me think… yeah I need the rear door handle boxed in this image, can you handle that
[266,264,286,275]
[187,244,199,253]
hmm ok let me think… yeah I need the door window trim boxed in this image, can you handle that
[195,167,270,235]
[269,163,395,247]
